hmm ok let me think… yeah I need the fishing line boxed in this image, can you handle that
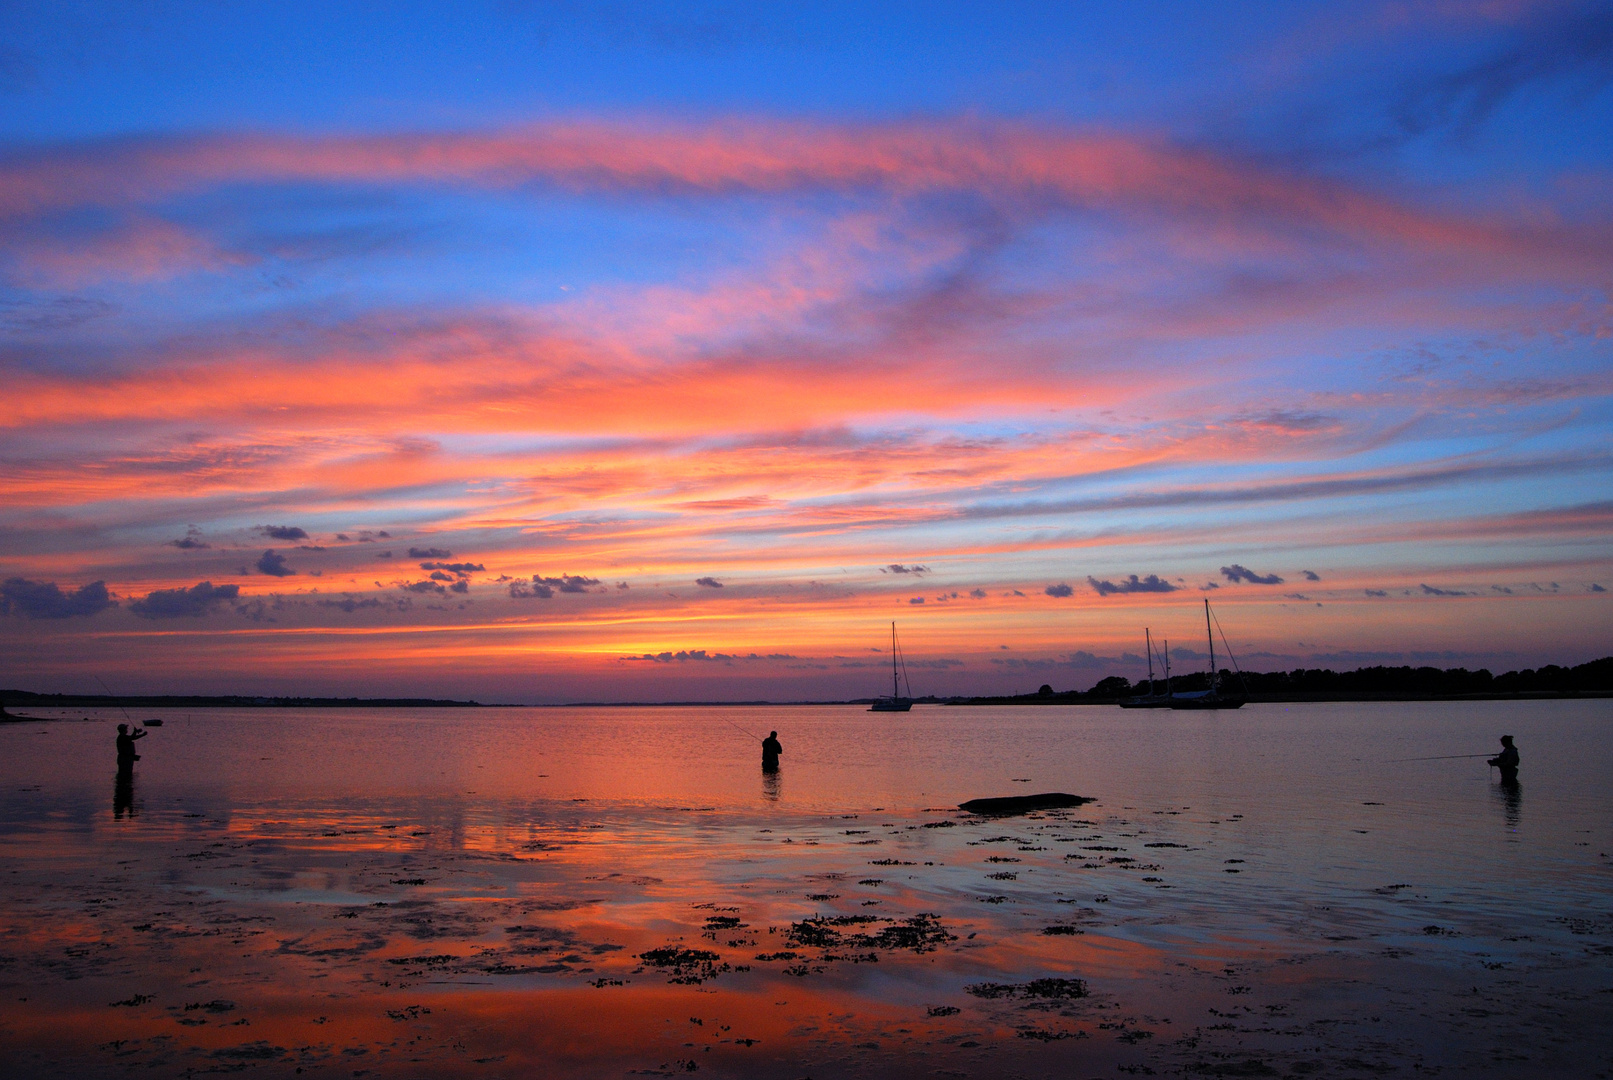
[95,676,133,725]
[1385,753,1495,762]
[717,715,763,742]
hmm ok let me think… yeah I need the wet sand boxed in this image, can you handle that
[2,703,1610,1077]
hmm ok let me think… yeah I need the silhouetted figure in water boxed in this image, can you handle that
[1488,735,1519,785]
[115,722,146,762]
[114,759,135,819]
[761,731,781,773]
[761,767,781,802]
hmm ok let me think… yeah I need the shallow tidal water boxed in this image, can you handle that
[1,700,1610,1078]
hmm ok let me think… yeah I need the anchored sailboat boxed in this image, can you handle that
[869,621,914,712]
[1119,628,1173,708]
[1168,599,1247,710]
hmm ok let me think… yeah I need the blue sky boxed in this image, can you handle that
[0,2,1609,700]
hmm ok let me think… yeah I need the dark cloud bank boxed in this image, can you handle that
[1222,564,1284,585]
[129,581,240,619]
[256,549,294,576]
[1087,574,1178,596]
[0,578,115,619]
[509,573,601,599]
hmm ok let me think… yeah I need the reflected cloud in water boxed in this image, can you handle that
[0,702,1608,1077]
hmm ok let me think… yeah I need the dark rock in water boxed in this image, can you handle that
[958,793,1094,816]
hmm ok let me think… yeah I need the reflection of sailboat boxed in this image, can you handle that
[869,622,914,712]
[1169,599,1247,710]
[1119,629,1174,708]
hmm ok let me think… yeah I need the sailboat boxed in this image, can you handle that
[869,621,914,711]
[1118,629,1173,708]
[1168,598,1247,710]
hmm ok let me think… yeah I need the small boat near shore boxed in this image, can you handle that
[869,621,914,712]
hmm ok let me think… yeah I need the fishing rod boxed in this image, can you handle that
[1385,753,1495,763]
[717,715,764,742]
[95,676,134,725]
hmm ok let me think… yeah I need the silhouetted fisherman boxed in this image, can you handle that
[115,722,146,762]
[761,730,782,773]
[1488,735,1519,784]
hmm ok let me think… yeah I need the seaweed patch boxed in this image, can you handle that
[638,946,730,984]
[965,977,1088,1000]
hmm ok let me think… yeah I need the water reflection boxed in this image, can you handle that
[2,702,1609,1080]
[113,762,136,819]
[1494,776,1522,837]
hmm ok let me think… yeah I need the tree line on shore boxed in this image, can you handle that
[1065,654,1613,702]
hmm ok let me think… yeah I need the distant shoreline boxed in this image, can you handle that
[0,691,489,710]
[951,688,1613,705]
[4,691,1609,712]
[5,657,1608,710]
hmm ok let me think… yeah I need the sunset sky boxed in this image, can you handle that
[1,1,1609,702]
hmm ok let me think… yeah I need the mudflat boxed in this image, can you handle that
[1,702,1609,1078]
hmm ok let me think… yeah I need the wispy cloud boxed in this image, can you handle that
[1,104,1608,698]
[1394,8,1613,138]
[2,121,1602,277]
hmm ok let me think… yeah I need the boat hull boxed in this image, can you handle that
[1168,696,1245,710]
[869,699,913,712]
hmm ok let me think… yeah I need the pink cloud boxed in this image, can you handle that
[1,120,1604,276]
[8,216,249,286]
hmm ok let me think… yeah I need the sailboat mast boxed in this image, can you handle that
[1163,639,1171,696]
[1145,628,1155,695]
[891,621,899,699]
[1204,599,1216,695]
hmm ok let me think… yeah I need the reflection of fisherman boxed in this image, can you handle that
[115,722,146,762]
[761,730,782,773]
[1488,735,1519,784]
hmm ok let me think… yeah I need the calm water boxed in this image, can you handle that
[1,701,1609,1077]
